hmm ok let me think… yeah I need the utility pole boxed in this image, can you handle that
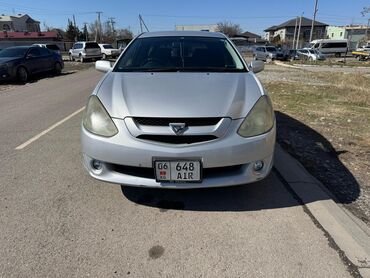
[108,17,116,34]
[309,0,319,42]
[296,14,303,49]
[138,14,149,32]
[95,11,103,42]
[366,18,370,41]
[292,16,298,49]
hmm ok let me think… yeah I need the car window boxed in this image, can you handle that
[103,44,114,49]
[85,42,100,49]
[74,43,82,49]
[39,48,51,56]
[28,48,41,57]
[114,36,246,72]
[266,47,276,52]
[46,44,60,50]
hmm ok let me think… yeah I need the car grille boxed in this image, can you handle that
[134,117,221,126]
[136,135,217,144]
[110,164,244,179]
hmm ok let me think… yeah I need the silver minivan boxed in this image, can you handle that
[69,41,102,62]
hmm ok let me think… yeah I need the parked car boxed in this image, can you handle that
[297,49,326,61]
[98,44,120,59]
[253,45,286,61]
[81,31,275,188]
[0,46,64,83]
[69,41,102,62]
[32,43,61,55]
[309,39,348,57]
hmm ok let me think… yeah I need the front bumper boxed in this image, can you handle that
[81,118,276,188]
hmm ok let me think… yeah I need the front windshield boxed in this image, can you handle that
[0,48,27,58]
[114,36,246,72]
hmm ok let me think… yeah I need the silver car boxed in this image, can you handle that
[81,31,276,189]
[69,41,102,62]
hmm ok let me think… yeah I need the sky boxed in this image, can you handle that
[1,0,369,36]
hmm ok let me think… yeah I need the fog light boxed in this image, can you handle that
[253,160,264,171]
[91,159,103,171]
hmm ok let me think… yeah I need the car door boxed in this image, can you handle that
[24,48,43,74]
[39,47,54,71]
[258,47,266,60]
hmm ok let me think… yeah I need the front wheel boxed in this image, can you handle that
[17,67,28,83]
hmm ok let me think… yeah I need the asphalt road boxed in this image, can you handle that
[0,69,353,277]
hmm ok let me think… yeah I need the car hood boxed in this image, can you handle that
[96,72,264,119]
[0,57,20,64]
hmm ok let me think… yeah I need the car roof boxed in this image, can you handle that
[139,31,226,39]
[6,46,33,49]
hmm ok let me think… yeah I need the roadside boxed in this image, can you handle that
[0,61,95,93]
[258,63,370,226]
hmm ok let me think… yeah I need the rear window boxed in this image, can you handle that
[103,44,114,49]
[85,42,100,49]
[46,44,60,50]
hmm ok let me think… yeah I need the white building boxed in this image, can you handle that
[0,14,40,32]
[175,24,219,32]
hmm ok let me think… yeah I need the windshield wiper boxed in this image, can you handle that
[115,67,246,73]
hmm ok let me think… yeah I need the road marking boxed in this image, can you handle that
[15,107,85,150]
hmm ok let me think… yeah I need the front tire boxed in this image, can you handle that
[17,67,28,83]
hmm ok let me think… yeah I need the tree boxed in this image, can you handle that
[65,19,80,42]
[116,28,133,40]
[361,6,370,16]
[217,21,242,37]
[82,24,89,41]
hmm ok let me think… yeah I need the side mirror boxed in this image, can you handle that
[249,60,264,74]
[95,60,112,73]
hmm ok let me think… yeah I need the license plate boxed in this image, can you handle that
[154,160,202,183]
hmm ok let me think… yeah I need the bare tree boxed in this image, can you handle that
[361,6,370,16]
[217,21,242,37]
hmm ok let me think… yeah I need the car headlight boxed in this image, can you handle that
[237,95,274,138]
[82,95,118,137]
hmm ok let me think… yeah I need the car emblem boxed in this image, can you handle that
[169,123,188,135]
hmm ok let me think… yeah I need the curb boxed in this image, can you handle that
[275,144,370,272]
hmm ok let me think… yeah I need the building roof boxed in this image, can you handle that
[239,31,261,39]
[0,31,61,39]
[264,17,328,32]
[139,31,225,38]
[0,13,40,23]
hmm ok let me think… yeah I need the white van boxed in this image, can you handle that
[309,39,348,57]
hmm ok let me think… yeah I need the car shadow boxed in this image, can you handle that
[0,71,75,85]
[121,111,360,213]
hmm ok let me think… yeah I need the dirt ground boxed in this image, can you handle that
[258,63,370,225]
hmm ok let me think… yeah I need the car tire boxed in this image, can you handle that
[54,62,62,75]
[17,67,28,83]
